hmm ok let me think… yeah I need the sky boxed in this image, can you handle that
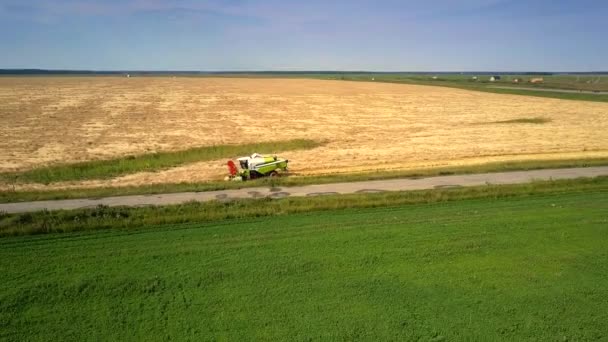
[0,0,606,71]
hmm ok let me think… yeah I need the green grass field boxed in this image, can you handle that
[0,139,320,184]
[1,184,607,340]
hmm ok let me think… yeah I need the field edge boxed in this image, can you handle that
[2,157,608,204]
[1,175,606,237]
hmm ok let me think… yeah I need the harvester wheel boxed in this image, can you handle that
[269,171,279,178]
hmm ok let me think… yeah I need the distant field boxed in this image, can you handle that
[302,73,608,103]
[1,77,608,191]
[2,189,607,340]
[314,73,608,92]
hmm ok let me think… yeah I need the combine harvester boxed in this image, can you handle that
[226,153,289,181]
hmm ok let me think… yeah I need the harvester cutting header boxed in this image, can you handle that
[225,153,289,181]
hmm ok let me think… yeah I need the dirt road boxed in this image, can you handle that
[1,166,607,214]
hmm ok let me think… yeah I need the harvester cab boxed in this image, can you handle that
[226,153,288,181]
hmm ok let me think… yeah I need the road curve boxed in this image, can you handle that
[1,166,607,214]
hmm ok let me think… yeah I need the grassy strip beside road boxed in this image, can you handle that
[0,139,321,184]
[2,157,608,203]
[1,188,607,340]
[490,117,552,124]
[1,176,607,237]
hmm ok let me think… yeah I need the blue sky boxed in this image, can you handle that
[0,0,606,71]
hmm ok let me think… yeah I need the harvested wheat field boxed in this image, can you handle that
[1,76,607,190]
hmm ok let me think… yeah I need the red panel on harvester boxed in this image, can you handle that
[227,160,238,176]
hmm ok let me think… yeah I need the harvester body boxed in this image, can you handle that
[226,153,288,181]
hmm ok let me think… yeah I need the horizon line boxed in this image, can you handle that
[1,68,607,75]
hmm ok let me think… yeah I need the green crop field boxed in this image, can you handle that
[2,189,607,341]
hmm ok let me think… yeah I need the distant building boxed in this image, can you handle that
[471,76,478,81]
[489,75,501,82]
[529,77,544,84]
[512,78,522,83]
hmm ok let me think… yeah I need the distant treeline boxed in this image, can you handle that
[0,69,606,76]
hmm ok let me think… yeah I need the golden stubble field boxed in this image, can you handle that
[1,77,607,190]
